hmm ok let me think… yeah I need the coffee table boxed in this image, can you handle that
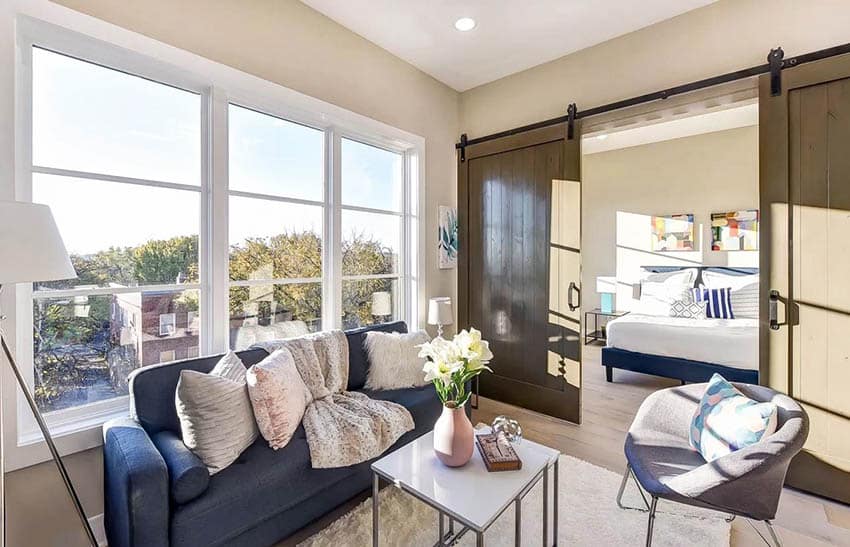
[371,427,560,546]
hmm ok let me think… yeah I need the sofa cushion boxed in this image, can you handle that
[345,321,407,391]
[170,428,352,547]
[151,431,209,504]
[130,348,269,435]
[360,385,441,432]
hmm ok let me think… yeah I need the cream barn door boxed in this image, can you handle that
[761,54,850,503]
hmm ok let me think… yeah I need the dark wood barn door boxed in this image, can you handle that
[459,123,582,423]
[761,53,850,503]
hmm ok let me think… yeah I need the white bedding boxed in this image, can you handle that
[606,314,758,370]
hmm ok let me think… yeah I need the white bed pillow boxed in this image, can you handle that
[634,282,692,316]
[702,271,759,291]
[364,330,431,390]
[642,268,698,286]
[730,282,759,319]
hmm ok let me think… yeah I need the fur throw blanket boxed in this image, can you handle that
[253,330,414,468]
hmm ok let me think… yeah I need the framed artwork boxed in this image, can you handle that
[711,209,759,251]
[651,213,694,251]
[438,205,458,269]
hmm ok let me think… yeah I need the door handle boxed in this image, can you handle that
[568,281,581,312]
[769,289,784,330]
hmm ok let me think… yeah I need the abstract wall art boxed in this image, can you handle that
[438,205,458,269]
[650,213,694,251]
[711,209,759,251]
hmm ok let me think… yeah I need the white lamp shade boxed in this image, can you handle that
[427,297,453,326]
[371,291,392,316]
[596,276,617,294]
[0,201,76,284]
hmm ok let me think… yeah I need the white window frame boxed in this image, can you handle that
[7,14,425,470]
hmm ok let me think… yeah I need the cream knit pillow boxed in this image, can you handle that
[176,352,258,474]
[364,330,430,390]
[246,349,311,450]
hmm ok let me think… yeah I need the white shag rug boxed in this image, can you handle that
[299,454,730,547]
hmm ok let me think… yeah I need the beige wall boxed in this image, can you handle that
[3,1,460,545]
[582,125,759,312]
[460,0,850,139]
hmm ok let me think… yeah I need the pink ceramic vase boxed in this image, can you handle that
[433,403,474,467]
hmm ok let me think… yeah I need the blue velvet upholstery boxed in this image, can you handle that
[130,348,269,435]
[152,431,210,504]
[103,417,170,547]
[104,322,439,547]
[344,320,407,391]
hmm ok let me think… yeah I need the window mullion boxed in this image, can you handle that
[325,129,343,330]
[209,88,230,353]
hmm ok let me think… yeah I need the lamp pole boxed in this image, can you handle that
[0,285,97,546]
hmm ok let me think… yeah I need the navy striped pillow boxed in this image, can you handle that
[692,287,734,319]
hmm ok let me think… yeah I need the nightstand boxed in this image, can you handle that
[584,308,629,345]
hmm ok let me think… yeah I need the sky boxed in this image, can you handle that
[31,47,403,258]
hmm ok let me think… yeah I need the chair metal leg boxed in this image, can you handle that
[645,497,658,547]
[617,464,650,512]
[764,520,782,547]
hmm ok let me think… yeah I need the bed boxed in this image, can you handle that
[601,266,759,384]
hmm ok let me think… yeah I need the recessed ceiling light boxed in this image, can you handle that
[454,17,476,32]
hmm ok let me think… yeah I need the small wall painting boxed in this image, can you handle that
[711,209,759,251]
[438,205,458,269]
[650,213,694,251]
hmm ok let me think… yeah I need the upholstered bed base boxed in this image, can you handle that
[601,347,759,384]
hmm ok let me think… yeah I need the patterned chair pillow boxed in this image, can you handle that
[689,373,778,462]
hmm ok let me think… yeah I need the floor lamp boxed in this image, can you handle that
[0,201,98,546]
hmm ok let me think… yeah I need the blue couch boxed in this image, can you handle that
[103,321,442,547]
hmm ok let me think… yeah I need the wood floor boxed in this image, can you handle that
[283,345,850,546]
[471,345,850,546]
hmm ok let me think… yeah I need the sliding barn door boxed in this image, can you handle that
[761,54,850,503]
[459,122,582,423]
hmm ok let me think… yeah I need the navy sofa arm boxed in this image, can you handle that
[103,417,169,547]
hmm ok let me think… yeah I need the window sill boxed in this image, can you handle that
[6,407,129,472]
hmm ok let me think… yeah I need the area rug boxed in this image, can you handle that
[299,454,730,546]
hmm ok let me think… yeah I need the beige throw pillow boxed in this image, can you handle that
[364,330,431,390]
[176,352,258,474]
[246,349,311,450]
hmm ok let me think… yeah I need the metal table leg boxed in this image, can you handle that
[543,466,549,547]
[554,459,559,546]
[372,473,380,547]
[476,531,484,547]
[515,497,522,546]
[439,511,445,545]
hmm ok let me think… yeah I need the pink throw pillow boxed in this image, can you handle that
[246,349,311,450]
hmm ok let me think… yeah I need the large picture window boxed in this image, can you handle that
[17,32,420,443]
[29,48,203,414]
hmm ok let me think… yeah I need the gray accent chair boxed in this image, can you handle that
[619,383,809,546]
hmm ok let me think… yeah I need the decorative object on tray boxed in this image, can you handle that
[491,415,522,443]
[476,431,522,472]
[650,213,694,251]
[418,328,493,466]
[711,209,759,251]
[438,205,458,269]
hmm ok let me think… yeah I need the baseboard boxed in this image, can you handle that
[89,513,107,547]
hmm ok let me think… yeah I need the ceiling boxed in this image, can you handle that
[582,102,758,155]
[301,0,717,91]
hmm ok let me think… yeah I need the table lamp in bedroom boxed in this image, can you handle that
[596,276,617,314]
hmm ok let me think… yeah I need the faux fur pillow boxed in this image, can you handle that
[176,352,258,474]
[246,349,312,450]
[364,330,431,390]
